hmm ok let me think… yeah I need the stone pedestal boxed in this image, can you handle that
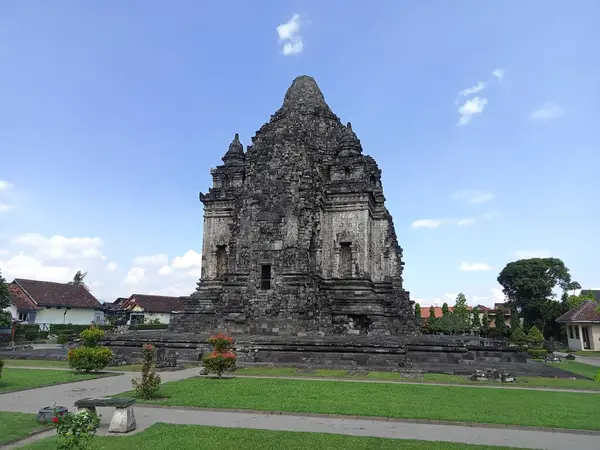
[108,406,136,433]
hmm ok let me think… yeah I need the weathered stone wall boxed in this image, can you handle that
[170,75,418,337]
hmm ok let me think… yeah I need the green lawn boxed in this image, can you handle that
[0,412,49,445]
[3,359,200,372]
[543,361,599,379]
[575,351,600,357]
[0,368,111,393]
[118,377,600,431]
[20,423,523,450]
[236,366,600,391]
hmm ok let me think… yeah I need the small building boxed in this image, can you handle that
[6,278,104,328]
[119,294,185,325]
[556,300,600,351]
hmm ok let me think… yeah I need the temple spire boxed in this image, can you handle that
[222,133,245,165]
[280,75,333,115]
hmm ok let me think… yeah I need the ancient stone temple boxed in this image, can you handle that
[171,75,418,336]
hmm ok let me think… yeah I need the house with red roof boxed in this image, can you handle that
[117,294,185,325]
[5,278,104,327]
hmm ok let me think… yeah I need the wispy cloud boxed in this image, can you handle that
[457,97,488,126]
[460,262,492,272]
[411,219,444,229]
[0,180,14,192]
[459,81,485,97]
[452,190,495,204]
[411,211,501,230]
[515,249,552,259]
[276,14,303,56]
[492,68,505,81]
[530,102,565,120]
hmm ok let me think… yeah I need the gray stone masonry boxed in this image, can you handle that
[170,75,417,337]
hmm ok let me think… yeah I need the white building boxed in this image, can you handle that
[556,300,600,351]
[116,294,184,325]
[5,278,104,328]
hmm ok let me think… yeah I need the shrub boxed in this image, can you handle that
[38,331,49,339]
[595,369,600,383]
[510,327,527,346]
[79,326,105,347]
[202,334,237,378]
[527,348,548,359]
[527,326,545,348]
[128,324,168,330]
[67,347,113,372]
[131,343,161,399]
[24,330,39,341]
[52,408,100,450]
[488,329,506,339]
[57,334,71,345]
[0,359,3,378]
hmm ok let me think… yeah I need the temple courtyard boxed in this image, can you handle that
[1,361,600,449]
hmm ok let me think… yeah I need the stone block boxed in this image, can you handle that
[108,406,136,433]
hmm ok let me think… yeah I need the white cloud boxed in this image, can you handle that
[106,261,117,272]
[459,81,485,97]
[530,102,565,120]
[456,218,476,226]
[158,265,173,276]
[452,190,495,204]
[460,262,492,272]
[133,253,169,266]
[492,68,505,80]
[124,267,145,284]
[492,288,505,302]
[0,253,74,282]
[411,219,444,229]
[12,233,105,261]
[457,97,488,126]
[0,202,11,213]
[515,249,552,259]
[277,14,303,56]
[0,180,14,191]
[171,250,202,270]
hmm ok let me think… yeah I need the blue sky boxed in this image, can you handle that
[1,1,598,305]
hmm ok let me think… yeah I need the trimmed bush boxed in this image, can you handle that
[79,326,105,347]
[67,347,113,372]
[527,348,548,359]
[50,324,114,335]
[202,334,237,378]
[24,330,39,341]
[595,369,600,383]
[38,331,49,339]
[510,327,527,346]
[128,324,168,330]
[57,333,71,345]
[527,326,545,347]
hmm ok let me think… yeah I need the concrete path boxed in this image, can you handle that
[4,407,600,450]
[556,352,600,367]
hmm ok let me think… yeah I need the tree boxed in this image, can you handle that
[69,270,89,291]
[481,313,490,337]
[0,270,11,327]
[510,326,527,346]
[471,306,481,332]
[510,309,520,331]
[567,281,581,294]
[441,302,450,317]
[566,290,596,309]
[414,303,421,319]
[428,306,437,329]
[526,325,545,348]
[497,258,572,337]
[494,313,509,337]
[453,293,470,333]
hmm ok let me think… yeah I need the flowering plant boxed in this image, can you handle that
[203,334,237,378]
[131,343,161,399]
[52,409,100,450]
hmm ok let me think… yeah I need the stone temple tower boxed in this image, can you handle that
[171,75,418,336]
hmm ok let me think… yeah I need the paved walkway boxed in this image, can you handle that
[4,407,600,450]
[556,352,600,367]
[2,368,600,450]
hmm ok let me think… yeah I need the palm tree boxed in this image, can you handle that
[70,270,89,291]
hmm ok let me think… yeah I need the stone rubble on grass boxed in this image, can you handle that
[198,366,208,375]
[543,354,563,363]
[469,369,516,383]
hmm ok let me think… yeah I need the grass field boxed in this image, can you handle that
[3,359,199,372]
[236,366,600,390]
[0,368,111,393]
[0,412,48,445]
[117,376,600,431]
[542,361,599,379]
[20,423,522,450]
[575,351,600,357]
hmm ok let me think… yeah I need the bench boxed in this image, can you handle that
[73,397,136,433]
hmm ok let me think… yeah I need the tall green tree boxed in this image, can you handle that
[494,312,509,337]
[471,306,482,331]
[497,257,572,337]
[414,303,421,319]
[566,290,596,309]
[0,270,12,327]
[453,293,470,333]
[441,302,450,317]
[510,309,520,331]
[480,313,490,337]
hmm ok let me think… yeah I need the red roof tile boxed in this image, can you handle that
[6,283,40,310]
[556,301,600,323]
[123,294,185,313]
[14,278,102,309]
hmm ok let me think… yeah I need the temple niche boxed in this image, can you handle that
[170,75,418,337]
